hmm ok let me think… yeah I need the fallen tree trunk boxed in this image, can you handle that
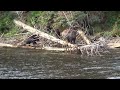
[14,20,91,47]
[0,41,110,56]
[107,43,120,48]
[12,19,111,56]
[0,43,76,51]
[0,43,15,47]
[14,20,75,47]
[77,30,91,45]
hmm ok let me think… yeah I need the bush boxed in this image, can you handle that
[1,11,120,38]
[0,11,15,34]
[26,11,57,28]
[4,26,19,37]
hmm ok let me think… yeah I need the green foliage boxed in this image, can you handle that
[1,11,120,38]
[53,13,68,30]
[102,31,112,37]
[0,11,15,34]
[105,11,120,27]
[27,11,58,28]
[110,23,120,36]
[92,11,120,37]
[4,26,19,37]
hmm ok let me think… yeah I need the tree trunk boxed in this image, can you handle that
[0,43,15,47]
[77,30,91,45]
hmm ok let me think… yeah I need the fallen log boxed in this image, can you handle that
[14,20,75,48]
[12,19,114,56]
[107,43,120,48]
[14,20,92,47]
[0,43,16,47]
[0,41,110,56]
[0,43,76,51]
[77,30,91,45]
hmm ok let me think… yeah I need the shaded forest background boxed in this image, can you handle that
[1,11,120,38]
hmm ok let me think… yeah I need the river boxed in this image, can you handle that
[0,47,120,79]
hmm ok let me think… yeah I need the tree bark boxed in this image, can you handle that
[107,43,120,48]
[0,43,15,47]
[77,30,91,45]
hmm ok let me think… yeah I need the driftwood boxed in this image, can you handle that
[0,33,110,56]
[77,30,91,45]
[13,20,110,56]
[0,43,76,52]
[0,20,93,53]
[0,41,108,56]
[14,20,76,48]
[14,20,91,46]
[107,43,120,48]
[0,43,16,47]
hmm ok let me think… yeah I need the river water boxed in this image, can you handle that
[0,47,120,79]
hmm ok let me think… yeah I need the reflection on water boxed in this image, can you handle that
[0,47,120,79]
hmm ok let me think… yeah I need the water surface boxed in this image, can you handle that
[0,47,120,79]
